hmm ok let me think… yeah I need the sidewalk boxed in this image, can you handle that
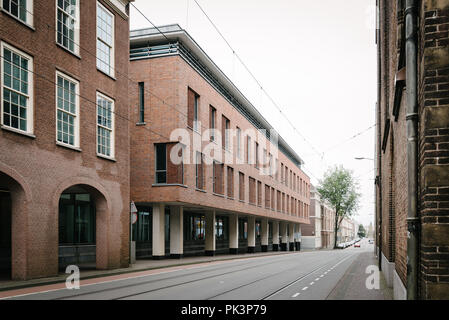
[326,251,393,300]
[0,250,299,292]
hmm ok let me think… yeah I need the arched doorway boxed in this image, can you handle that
[0,170,29,280]
[58,184,108,270]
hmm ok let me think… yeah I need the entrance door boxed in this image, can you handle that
[0,190,11,278]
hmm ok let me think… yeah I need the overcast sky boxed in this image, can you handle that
[130,0,377,228]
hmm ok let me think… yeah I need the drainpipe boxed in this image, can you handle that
[376,0,383,272]
[405,0,419,300]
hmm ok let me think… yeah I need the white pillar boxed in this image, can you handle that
[229,214,238,254]
[272,221,279,251]
[261,218,269,252]
[281,221,288,251]
[205,211,216,256]
[289,223,295,251]
[170,206,183,258]
[248,216,256,253]
[152,203,165,259]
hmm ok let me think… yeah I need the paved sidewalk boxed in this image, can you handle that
[0,250,306,292]
[326,251,393,300]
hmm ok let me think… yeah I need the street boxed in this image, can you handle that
[1,240,380,300]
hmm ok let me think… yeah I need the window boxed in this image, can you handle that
[96,92,114,158]
[2,0,33,25]
[132,207,152,242]
[209,106,216,141]
[222,115,230,150]
[239,172,245,201]
[56,0,79,54]
[215,216,228,241]
[246,136,252,164]
[155,143,184,185]
[265,185,270,209]
[195,152,205,190]
[271,187,275,211]
[238,218,247,240]
[138,82,145,123]
[227,166,234,198]
[56,71,79,147]
[257,181,262,207]
[236,127,242,160]
[97,1,114,76]
[213,161,224,195]
[187,88,199,131]
[249,177,256,205]
[255,142,259,168]
[1,43,33,133]
[185,214,205,241]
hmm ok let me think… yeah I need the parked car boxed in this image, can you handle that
[368,239,374,244]
[354,243,361,248]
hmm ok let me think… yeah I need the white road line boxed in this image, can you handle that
[292,293,300,298]
[320,275,324,277]
[315,278,320,281]
[310,282,315,285]
[302,287,308,291]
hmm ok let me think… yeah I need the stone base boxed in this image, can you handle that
[296,242,301,251]
[170,254,183,259]
[229,248,238,255]
[152,255,165,260]
[261,245,268,252]
[272,244,279,251]
[247,246,255,254]
[289,242,295,251]
[280,243,288,251]
[205,250,215,257]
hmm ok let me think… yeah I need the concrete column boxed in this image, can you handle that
[152,203,165,259]
[205,211,216,256]
[247,216,256,253]
[229,214,238,254]
[169,206,183,259]
[296,224,302,251]
[289,223,295,251]
[261,218,269,252]
[281,222,288,251]
[272,221,279,251]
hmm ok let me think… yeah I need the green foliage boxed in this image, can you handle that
[317,165,361,230]
[358,224,366,238]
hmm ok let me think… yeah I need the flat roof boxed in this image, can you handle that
[130,24,306,171]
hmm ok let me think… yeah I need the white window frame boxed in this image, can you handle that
[0,41,34,135]
[55,70,80,148]
[96,91,115,159]
[1,0,34,26]
[96,1,115,77]
[55,0,80,55]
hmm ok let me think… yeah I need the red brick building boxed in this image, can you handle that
[376,0,449,299]
[0,0,133,280]
[129,25,310,259]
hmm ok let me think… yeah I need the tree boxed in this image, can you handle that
[317,165,361,249]
[358,224,367,238]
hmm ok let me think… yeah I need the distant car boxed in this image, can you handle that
[354,243,361,248]
[368,239,374,244]
[337,243,345,249]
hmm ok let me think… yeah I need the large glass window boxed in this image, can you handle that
[238,218,248,240]
[2,0,32,24]
[97,1,114,76]
[56,72,79,147]
[59,193,95,245]
[215,217,228,241]
[56,0,78,54]
[96,92,114,158]
[1,43,33,133]
[155,144,167,184]
[132,208,152,242]
[185,214,205,241]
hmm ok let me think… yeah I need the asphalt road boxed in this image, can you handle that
[4,240,374,300]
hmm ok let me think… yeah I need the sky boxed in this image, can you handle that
[129,0,377,228]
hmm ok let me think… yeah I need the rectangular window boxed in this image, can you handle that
[155,144,167,184]
[2,0,32,24]
[236,127,242,160]
[271,187,275,211]
[187,88,199,131]
[1,43,33,133]
[196,152,205,190]
[265,185,270,209]
[277,191,281,211]
[57,0,79,54]
[239,172,245,201]
[227,166,234,198]
[97,1,114,76]
[222,115,230,150]
[138,82,145,123]
[246,136,251,164]
[257,181,262,207]
[281,163,284,184]
[213,161,224,195]
[255,142,259,169]
[249,177,256,205]
[209,106,216,141]
[56,71,79,147]
[96,92,114,158]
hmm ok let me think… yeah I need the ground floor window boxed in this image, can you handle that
[133,207,152,242]
[184,213,205,241]
[268,222,273,240]
[59,193,95,245]
[238,218,248,240]
[256,221,261,238]
[215,216,228,241]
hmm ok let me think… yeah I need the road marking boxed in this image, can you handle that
[310,282,314,285]
[320,275,324,277]
[315,278,320,281]
[292,293,300,298]
[302,287,308,291]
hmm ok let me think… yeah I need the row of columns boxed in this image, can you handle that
[151,204,301,259]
